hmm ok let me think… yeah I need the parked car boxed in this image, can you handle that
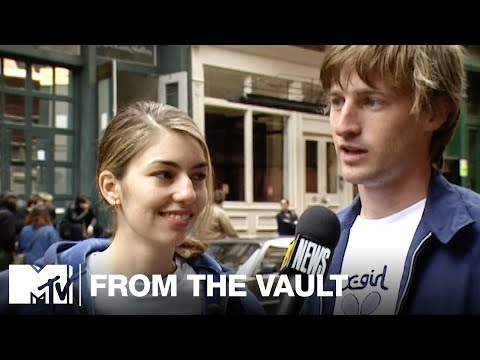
[204,236,295,314]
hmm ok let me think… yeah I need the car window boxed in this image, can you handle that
[254,245,288,275]
[206,242,260,271]
[237,248,261,276]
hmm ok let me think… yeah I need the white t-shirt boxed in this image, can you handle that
[86,253,204,315]
[334,199,426,315]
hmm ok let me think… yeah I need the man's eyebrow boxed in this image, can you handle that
[327,88,389,97]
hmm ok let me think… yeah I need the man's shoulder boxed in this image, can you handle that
[453,183,480,204]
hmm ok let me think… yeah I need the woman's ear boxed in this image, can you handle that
[98,170,119,207]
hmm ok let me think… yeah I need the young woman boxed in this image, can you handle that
[0,101,264,315]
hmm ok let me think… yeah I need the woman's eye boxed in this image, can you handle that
[155,171,173,180]
[191,173,207,182]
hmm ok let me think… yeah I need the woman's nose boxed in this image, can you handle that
[172,175,196,204]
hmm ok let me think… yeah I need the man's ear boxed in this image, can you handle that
[425,97,451,132]
[98,170,120,207]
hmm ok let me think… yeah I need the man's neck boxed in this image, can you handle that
[357,166,432,219]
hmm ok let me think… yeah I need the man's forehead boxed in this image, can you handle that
[328,68,399,95]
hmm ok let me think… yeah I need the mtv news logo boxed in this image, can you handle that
[280,236,331,275]
[9,265,75,305]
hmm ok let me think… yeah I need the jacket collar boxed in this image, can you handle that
[337,169,475,245]
[422,169,475,244]
[188,252,233,315]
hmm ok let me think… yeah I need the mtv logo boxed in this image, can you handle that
[9,264,74,305]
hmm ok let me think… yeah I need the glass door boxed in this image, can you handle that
[97,60,116,139]
[30,128,54,194]
[304,135,343,212]
[1,127,28,195]
[97,59,162,138]
[0,126,55,197]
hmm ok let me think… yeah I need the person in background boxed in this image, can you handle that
[0,192,17,270]
[0,101,264,315]
[302,45,480,315]
[197,189,238,240]
[60,194,98,240]
[38,191,57,229]
[0,191,24,239]
[276,198,298,236]
[17,204,60,265]
[17,193,41,229]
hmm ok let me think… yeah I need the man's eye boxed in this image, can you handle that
[366,98,382,107]
[330,97,344,107]
[330,97,345,109]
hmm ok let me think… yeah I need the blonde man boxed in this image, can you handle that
[303,46,480,315]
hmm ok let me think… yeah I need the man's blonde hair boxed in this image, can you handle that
[320,45,466,168]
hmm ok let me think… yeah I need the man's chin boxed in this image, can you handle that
[342,173,372,186]
[342,173,362,185]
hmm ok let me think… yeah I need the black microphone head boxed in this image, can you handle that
[280,205,340,276]
[295,205,341,248]
[276,206,341,315]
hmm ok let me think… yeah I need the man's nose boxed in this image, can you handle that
[331,99,362,138]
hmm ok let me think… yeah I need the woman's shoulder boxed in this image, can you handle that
[189,251,227,274]
[188,252,266,315]
[42,224,58,233]
[19,224,34,235]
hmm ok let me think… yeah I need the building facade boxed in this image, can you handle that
[0,45,478,236]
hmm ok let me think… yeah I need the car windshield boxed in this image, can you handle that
[206,242,261,271]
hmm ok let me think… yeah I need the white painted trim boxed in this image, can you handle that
[195,45,322,82]
[112,59,117,116]
[245,109,253,204]
[204,97,292,116]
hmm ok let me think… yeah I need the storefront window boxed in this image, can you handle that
[0,55,75,199]
[326,142,338,193]
[205,106,245,201]
[306,140,318,193]
[253,113,285,202]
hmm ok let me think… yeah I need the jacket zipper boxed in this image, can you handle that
[395,232,432,315]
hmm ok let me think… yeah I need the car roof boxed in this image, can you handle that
[262,237,295,247]
[204,236,294,248]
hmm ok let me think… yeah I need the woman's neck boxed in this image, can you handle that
[98,236,177,279]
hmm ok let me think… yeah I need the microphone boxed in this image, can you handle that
[276,205,341,315]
